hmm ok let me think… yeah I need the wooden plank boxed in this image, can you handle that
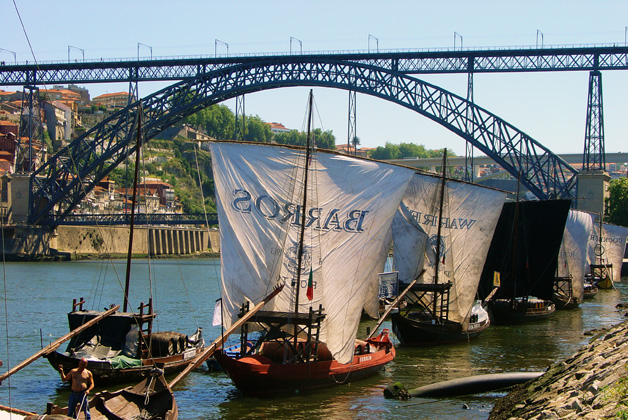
[0,305,120,384]
[366,269,426,340]
[168,285,284,389]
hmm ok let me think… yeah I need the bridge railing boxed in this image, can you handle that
[40,213,218,226]
[2,43,626,66]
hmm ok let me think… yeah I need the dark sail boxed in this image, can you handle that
[478,199,572,301]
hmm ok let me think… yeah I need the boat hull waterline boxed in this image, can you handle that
[215,332,395,397]
[391,313,490,346]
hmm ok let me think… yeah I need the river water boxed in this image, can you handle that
[1,258,627,420]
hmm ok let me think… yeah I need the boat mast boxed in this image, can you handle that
[293,90,314,338]
[123,106,143,313]
[432,149,447,317]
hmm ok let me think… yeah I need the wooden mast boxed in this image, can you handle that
[432,149,447,319]
[293,90,314,347]
[123,106,143,313]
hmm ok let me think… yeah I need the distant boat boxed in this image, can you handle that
[389,150,507,345]
[583,281,599,299]
[586,218,628,289]
[210,91,414,396]
[479,199,571,324]
[553,209,595,309]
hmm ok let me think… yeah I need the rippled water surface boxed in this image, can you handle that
[1,258,626,419]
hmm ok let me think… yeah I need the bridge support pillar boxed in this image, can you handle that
[576,170,610,215]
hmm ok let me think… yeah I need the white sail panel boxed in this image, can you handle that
[393,174,507,327]
[587,220,628,284]
[211,142,414,364]
[557,209,594,301]
[602,223,628,284]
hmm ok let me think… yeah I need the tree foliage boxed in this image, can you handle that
[368,142,452,160]
[605,177,628,227]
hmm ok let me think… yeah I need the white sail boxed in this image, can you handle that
[601,223,628,284]
[392,173,507,328]
[557,209,595,301]
[587,220,628,284]
[210,141,414,363]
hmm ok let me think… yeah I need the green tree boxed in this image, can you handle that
[605,177,628,227]
[244,115,273,143]
[369,142,454,160]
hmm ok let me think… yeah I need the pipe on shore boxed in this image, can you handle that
[384,372,544,399]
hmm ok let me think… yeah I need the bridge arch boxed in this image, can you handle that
[30,58,578,224]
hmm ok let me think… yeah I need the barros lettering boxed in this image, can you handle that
[589,234,624,244]
[231,189,370,232]
[410,210,477,230]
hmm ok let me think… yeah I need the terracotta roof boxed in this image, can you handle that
[93,92,130,100]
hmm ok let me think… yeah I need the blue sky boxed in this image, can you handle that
[2,0,628,155]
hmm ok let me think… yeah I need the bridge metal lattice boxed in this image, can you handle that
[28,58,579,225]
[2,46,628,86]
[582,70,605,171]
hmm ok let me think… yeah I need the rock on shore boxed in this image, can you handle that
[490,318,628,419]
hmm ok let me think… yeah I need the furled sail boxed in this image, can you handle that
[210,141,414,363]
[392,173,507,328]
[557,209,595,301]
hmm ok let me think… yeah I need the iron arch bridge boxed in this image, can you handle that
[29,57,579,225]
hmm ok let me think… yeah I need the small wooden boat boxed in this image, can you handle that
[43,367,177,420]
[45,109,205,384]
[391,300,490,346]
[45,302,205,384]
[488,297,555,324]
[553,275,580,309]
[389,150,506,346]
[583,281,599,298]
[479,199,571,325]
[588,263,615,289]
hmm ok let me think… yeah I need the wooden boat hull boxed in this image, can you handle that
[583,282,599,298]
[595,276,614,289]
[45,308,206,384]
[391,313,490,346]
[44,370,177,420]
[214,334,395,397]
[488,298,555,324]
[45,345,204,384]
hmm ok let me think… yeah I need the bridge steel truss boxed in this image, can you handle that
[28,57,581,225]
[2,46,628,85]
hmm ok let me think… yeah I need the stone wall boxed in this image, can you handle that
[490,318,628,419]
[1,225,220,259]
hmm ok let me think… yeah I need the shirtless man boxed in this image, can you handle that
[59,359,94,420]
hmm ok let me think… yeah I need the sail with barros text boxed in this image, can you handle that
[210,141,414,363]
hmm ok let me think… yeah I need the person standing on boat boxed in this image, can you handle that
[59,359,94,419]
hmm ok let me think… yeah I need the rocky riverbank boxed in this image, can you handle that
[490,311,628,419]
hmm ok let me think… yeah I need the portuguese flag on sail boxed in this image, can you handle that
[306,267,314,300]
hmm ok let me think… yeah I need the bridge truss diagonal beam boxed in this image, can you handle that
[29,58,579,225]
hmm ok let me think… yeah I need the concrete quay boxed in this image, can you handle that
[0,224,220,260]
[490,315,628,419]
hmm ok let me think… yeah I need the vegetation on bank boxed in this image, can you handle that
[606,177,628,227]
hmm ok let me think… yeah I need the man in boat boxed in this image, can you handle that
[59,358,94,420]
